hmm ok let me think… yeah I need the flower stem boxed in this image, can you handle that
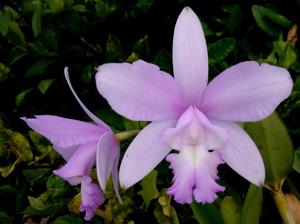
[115,130,140,142]
[273,190,296,224]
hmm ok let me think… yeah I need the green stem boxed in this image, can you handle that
[115,130,140,142]
[273,190,296,224]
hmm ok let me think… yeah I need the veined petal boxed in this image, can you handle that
[167,145,224,204]
[119,120,176,188]
[173,7,208,106]
[96,60,183,121]
[64,67,110,130]
[80,176,105,220]
[96,131,119,191]
[53,141,97,185]
[212,120,265,186]
[201,62,293,122]
[21,115,106,148]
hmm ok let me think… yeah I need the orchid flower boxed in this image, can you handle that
[22,68,121,220]
[95,7,293,204]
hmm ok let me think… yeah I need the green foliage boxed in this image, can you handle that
[240,184,263,224]
[0,0,299,223]
[245,113,294,190]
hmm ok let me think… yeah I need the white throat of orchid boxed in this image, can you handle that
[162,106,229,204]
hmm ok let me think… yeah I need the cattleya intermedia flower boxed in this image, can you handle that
[22,69,121,220]
[96,7,293,203]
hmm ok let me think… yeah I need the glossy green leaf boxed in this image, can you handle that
[244,113,294,189]
[25,59,56,77]
[47,0,65,13]
[0,211,12,224]
[0,10,10,36]
[220,196,240,224]
[208,38,236,64]
[15,88,34,108]
[252,5,292,37]
[38,79,55,94]
[52,214,84,224]
[273,36,297,68]
[32,1,42,37]
[37,28,58,51]
[28,195,47,210]
[0,159,18,177]
[47,174,70,199]
[191,202,224,224]
[153,49,172,74]
[138,170,159,209]
[23,168,51,183]
[293,148,300,174]
[9,130,33,162]
[240,184,263,224]
[6,21,26,47]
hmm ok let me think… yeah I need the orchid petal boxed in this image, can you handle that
[53,145,77,161]
[96,131,119,191]
[201,62,293,122]
[80,176,104,220]
[96,60,183,121]
[119,120,176,188]
[173,7,208,106]
[112,150,122,203]
[212,120,265,186]
[53,141,97,185]
[64,67,110,130]
[21,115,106,148]
[163,106,228,150]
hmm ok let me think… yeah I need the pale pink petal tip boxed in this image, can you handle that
[166,146,224,204]
[80,176,105,220]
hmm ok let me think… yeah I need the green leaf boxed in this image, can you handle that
[38,79,55,94]
[190,202,224,224]
[25,59,56,77]
[9,130,33,162]
[0,159,18,177]
[0,211,12,224]
[273,36,297,68]
[132,35,150,58]
[32,1,42,37]
[138,170,159,209]
[6,21,26,47]
[52,214,84,224]
[208,38,236,64]
[244,113,294,189]
[15,88,34,108]
[220,196,240,224]
[240,184,263,224]
[0,10,10,36]
[293,148,300,174]
[105,34,126,61]
[28,196,47,210]
[252,5,292,37]
[47,0,65,13]
[47,174,70,198]
[37,28,58,51]
[153,49,172,74]
[23,168,51,183]
[72,5,88,13]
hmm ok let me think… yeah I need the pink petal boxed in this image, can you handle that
[173,7,208,106]
[119,120,176,188]
[212,120,265,186]
[167,145,224,204]
[96,60,183,121]
[163,106,228,150]
[64,67,110,130]
[80,176,105,220]
[21,115,106,148]
[201,62,293,122]
[96,132,120,197]
[53,145,77,161]
[53,141,97,185]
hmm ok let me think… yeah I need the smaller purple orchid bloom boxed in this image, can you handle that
[22,68,121,220]
[95,7,293,204]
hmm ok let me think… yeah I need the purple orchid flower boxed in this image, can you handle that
[22,68,121,220]
[95,7,293,204]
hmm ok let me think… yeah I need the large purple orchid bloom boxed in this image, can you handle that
[95,7,293,204]
[22,68,121,220]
